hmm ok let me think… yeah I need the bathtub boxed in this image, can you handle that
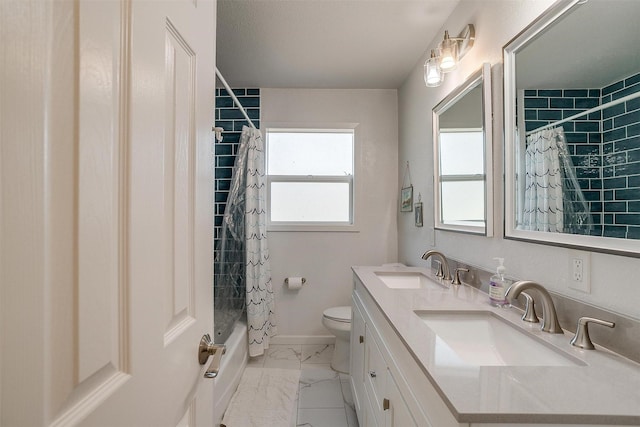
[213,320,248,426]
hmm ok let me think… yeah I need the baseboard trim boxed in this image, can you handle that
[270,335,336,345]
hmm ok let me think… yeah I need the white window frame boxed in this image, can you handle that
[265,126,358,232]
[436,127,486,228]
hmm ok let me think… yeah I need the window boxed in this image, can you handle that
[266,129,355,230]
[438,129,485,225]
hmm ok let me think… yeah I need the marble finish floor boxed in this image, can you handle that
[247,344,359,427]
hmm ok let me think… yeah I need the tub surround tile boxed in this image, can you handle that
[523,73,640,239]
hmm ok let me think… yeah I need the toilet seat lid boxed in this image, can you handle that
[323,306,351,323]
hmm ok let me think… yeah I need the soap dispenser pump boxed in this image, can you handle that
[489,258,511,307]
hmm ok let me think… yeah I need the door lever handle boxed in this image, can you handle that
[199,334,226,378]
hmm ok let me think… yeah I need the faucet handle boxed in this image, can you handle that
[434,260,444,278]
[570,316,615,350]
[451,268,469,285]
[520,292,539,323]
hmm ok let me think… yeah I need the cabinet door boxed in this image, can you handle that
[385,370,418,427]
[362,389,379,427]
[365,326,388,427]
[350,297,367,419]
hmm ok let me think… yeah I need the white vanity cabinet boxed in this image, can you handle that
[349,299,366,421]
[351,293,417,427]
[351,267,640,427]
[350,277,459,427]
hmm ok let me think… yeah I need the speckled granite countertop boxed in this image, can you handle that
[352,265,640,425]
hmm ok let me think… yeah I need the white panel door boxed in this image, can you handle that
[0,0,216,426]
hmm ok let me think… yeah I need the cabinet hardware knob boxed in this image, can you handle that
[369,371,376,378]
[383,398,390,411]
[359,335,364,343]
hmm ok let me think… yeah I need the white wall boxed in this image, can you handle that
[262,89,399,336]
[398,0,640,320]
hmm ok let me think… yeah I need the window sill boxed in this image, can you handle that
[267,224,360,233]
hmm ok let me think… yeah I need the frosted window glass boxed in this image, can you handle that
[267,132,353,176]
[270,182,350,222]
[441,181,485,222]
[440,131,484,175]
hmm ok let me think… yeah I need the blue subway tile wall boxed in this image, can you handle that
[524,72,640,239]
[213,88,260,340]
[214,88,260,248]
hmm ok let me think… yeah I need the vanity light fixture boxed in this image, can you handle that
[424,50,444,87]
[423,24,475,87]
[439,31,459,72]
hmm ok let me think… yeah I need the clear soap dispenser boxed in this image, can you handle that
[489,258,511,307]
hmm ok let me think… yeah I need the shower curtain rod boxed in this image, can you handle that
[525,90,640,136]
[215,67,257,130]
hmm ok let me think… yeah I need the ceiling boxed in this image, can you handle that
[216,0,460,89]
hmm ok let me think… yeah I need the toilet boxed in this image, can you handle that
[322,306,352,373]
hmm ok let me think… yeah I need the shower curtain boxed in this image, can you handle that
[242,126,277,357]
[521,127,592,234]
[215,126,276,354]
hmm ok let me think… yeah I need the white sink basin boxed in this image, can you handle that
[375,271,445,290]
[415,310,582,366]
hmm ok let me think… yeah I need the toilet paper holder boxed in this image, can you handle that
[284,277,306,285]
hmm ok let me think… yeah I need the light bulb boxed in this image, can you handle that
[424,50,443,87]
[439,31,458,73]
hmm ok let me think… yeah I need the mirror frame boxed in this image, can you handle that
[503,0,640,257]
[433,63,493,236]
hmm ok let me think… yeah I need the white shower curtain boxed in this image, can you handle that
[242,126,277,357]
[521,127,565,232]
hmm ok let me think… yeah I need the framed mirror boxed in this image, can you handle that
[433,63,493,236]
[504,0,640,257]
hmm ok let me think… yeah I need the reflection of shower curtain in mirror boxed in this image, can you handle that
[521,127,592,234]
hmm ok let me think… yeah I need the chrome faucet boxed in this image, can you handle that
[421,250,451,281]
[505,281,563,334]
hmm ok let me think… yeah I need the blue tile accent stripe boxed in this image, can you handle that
[214,88,260,246]
[523,72,640,239]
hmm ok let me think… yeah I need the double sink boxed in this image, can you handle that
[374,270,582,367]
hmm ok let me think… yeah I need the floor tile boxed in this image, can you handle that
[345,402,358,427]
[246,354,265,367]
[297,408,349,427]
[298,366,344,409]
[301,344,334,365]
[340,379,353,406]
[267,344,303,360]
[255,342,359,426]
[264,344,302,369]
[291,399,298,427]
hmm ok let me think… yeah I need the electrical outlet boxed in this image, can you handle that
[572,258,583,281]
[569,250,591,293]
